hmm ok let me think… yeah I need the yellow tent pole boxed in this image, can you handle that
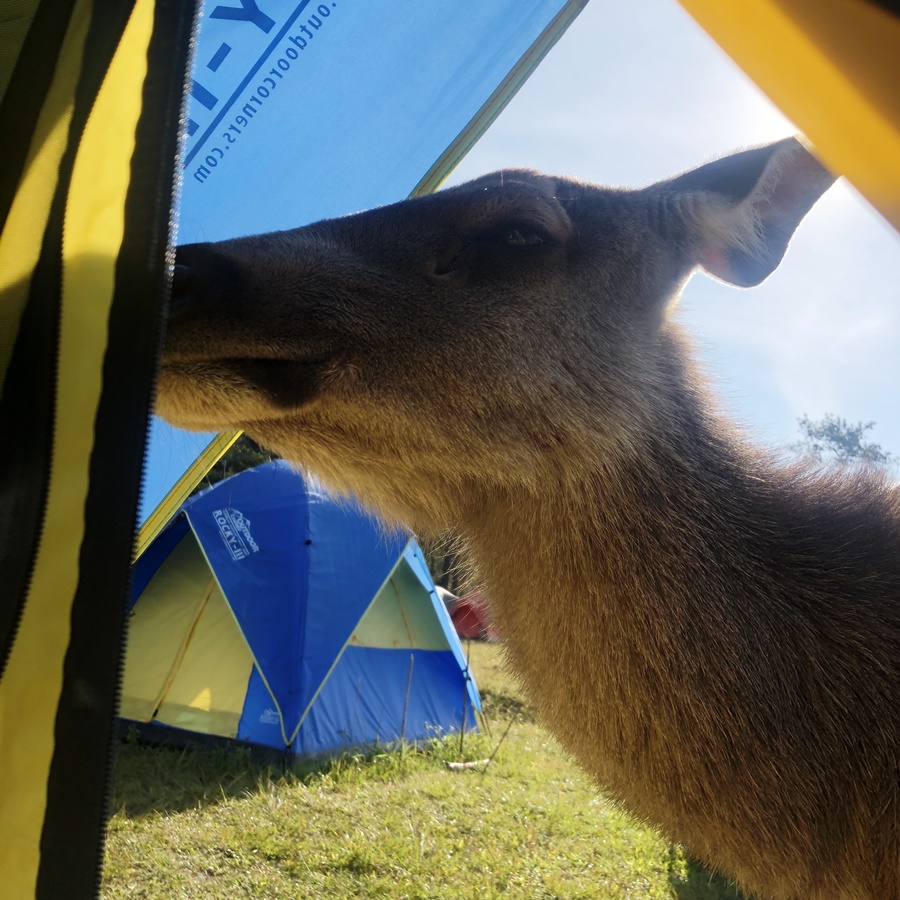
[412,0,589,197]
[135,428,242,560]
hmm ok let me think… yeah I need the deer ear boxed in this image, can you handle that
[666,137,836,287]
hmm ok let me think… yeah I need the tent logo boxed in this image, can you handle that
[258,708,280,726]
[213,508,260,560]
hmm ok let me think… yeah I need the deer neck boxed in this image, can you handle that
[456,406,766,776]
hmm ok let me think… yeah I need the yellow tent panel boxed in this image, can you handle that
[351,565,451,652]
[153,586,254,738]
[120,533,254,738]
[679,0,900,231]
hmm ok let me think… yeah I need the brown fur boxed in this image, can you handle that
[157,138,900,899]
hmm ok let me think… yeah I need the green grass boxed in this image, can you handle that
[101,642,745,899]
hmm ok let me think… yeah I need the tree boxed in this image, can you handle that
[191,434,279,494]
[793,413,893,465]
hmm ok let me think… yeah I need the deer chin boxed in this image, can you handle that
[155,356,333,431]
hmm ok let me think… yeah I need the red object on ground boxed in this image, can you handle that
[438,588,498,641]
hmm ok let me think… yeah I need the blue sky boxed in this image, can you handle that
[449,0,900,459]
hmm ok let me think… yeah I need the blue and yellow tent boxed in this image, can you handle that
[121,461,480,758]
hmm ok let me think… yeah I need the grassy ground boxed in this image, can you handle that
[101,642,746,899]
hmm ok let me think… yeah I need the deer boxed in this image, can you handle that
[156,137,900,900]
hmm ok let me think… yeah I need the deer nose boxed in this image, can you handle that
[170,242,221,309]
[170,242,245,310]
[169,263,197,310]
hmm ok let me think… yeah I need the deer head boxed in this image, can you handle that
[158,137,835,529]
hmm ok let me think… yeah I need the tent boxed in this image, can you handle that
[121,462,480,758]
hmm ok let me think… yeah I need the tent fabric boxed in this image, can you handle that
[455,593,498,642]
[135,428,241,559]
[122,462,480,758]
[120,532,256,736]
[0,0,195,896]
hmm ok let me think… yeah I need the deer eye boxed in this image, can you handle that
[504,226,544,247]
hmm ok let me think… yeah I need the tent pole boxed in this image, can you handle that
[400,652,414,752]
[458,639,472,757]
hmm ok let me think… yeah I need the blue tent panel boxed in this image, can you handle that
[299,487,409,719]
[237,666,289,749]
[180,462,407,725]
[295,648,477,756]
[179,1,579,239]
[403,542,482,709]
[180,463,310,724]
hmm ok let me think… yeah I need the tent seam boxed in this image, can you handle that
[284,537,417,748]
[183,510,293,748]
